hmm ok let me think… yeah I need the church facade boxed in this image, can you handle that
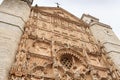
[0,0,120,80]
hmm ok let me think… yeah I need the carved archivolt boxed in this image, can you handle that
[53,48,89,79]
[56,48,83,60]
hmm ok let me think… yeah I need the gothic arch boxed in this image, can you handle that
[56,48,86,70]
[56,48,83,61]
[32,66,44,72]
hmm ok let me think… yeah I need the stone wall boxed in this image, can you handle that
[81,14,120,69]
[0,0,31,80]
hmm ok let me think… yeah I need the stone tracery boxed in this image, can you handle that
[9,6,120,80]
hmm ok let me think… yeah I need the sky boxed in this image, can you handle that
[0,0,120,39]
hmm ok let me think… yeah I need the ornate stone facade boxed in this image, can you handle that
[9,6,120,80]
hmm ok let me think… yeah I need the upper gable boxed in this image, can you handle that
[32,6,80,23]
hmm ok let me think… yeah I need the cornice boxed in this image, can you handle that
[31,6,89,27]
[81,14,99,21]
[90,22,112,29]
[103,42,120,47]
[32,6,80,20]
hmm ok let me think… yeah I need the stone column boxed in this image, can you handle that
[0,0,33,80]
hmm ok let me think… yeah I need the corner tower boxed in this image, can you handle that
[0,0,33,80]
[81,14,120,69]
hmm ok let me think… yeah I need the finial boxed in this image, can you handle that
[35,4,38,7]
[55,2,60,8]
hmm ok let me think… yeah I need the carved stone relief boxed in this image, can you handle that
[9,6,120,80]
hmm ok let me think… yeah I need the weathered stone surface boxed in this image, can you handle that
[0,0,31,80]
[8,6,120,80]
[0,22,22,80]
[82,14,120,70]
[0,1,120,80]
[0,0,30,21]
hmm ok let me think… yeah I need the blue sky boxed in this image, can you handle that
[0,0,120,39]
